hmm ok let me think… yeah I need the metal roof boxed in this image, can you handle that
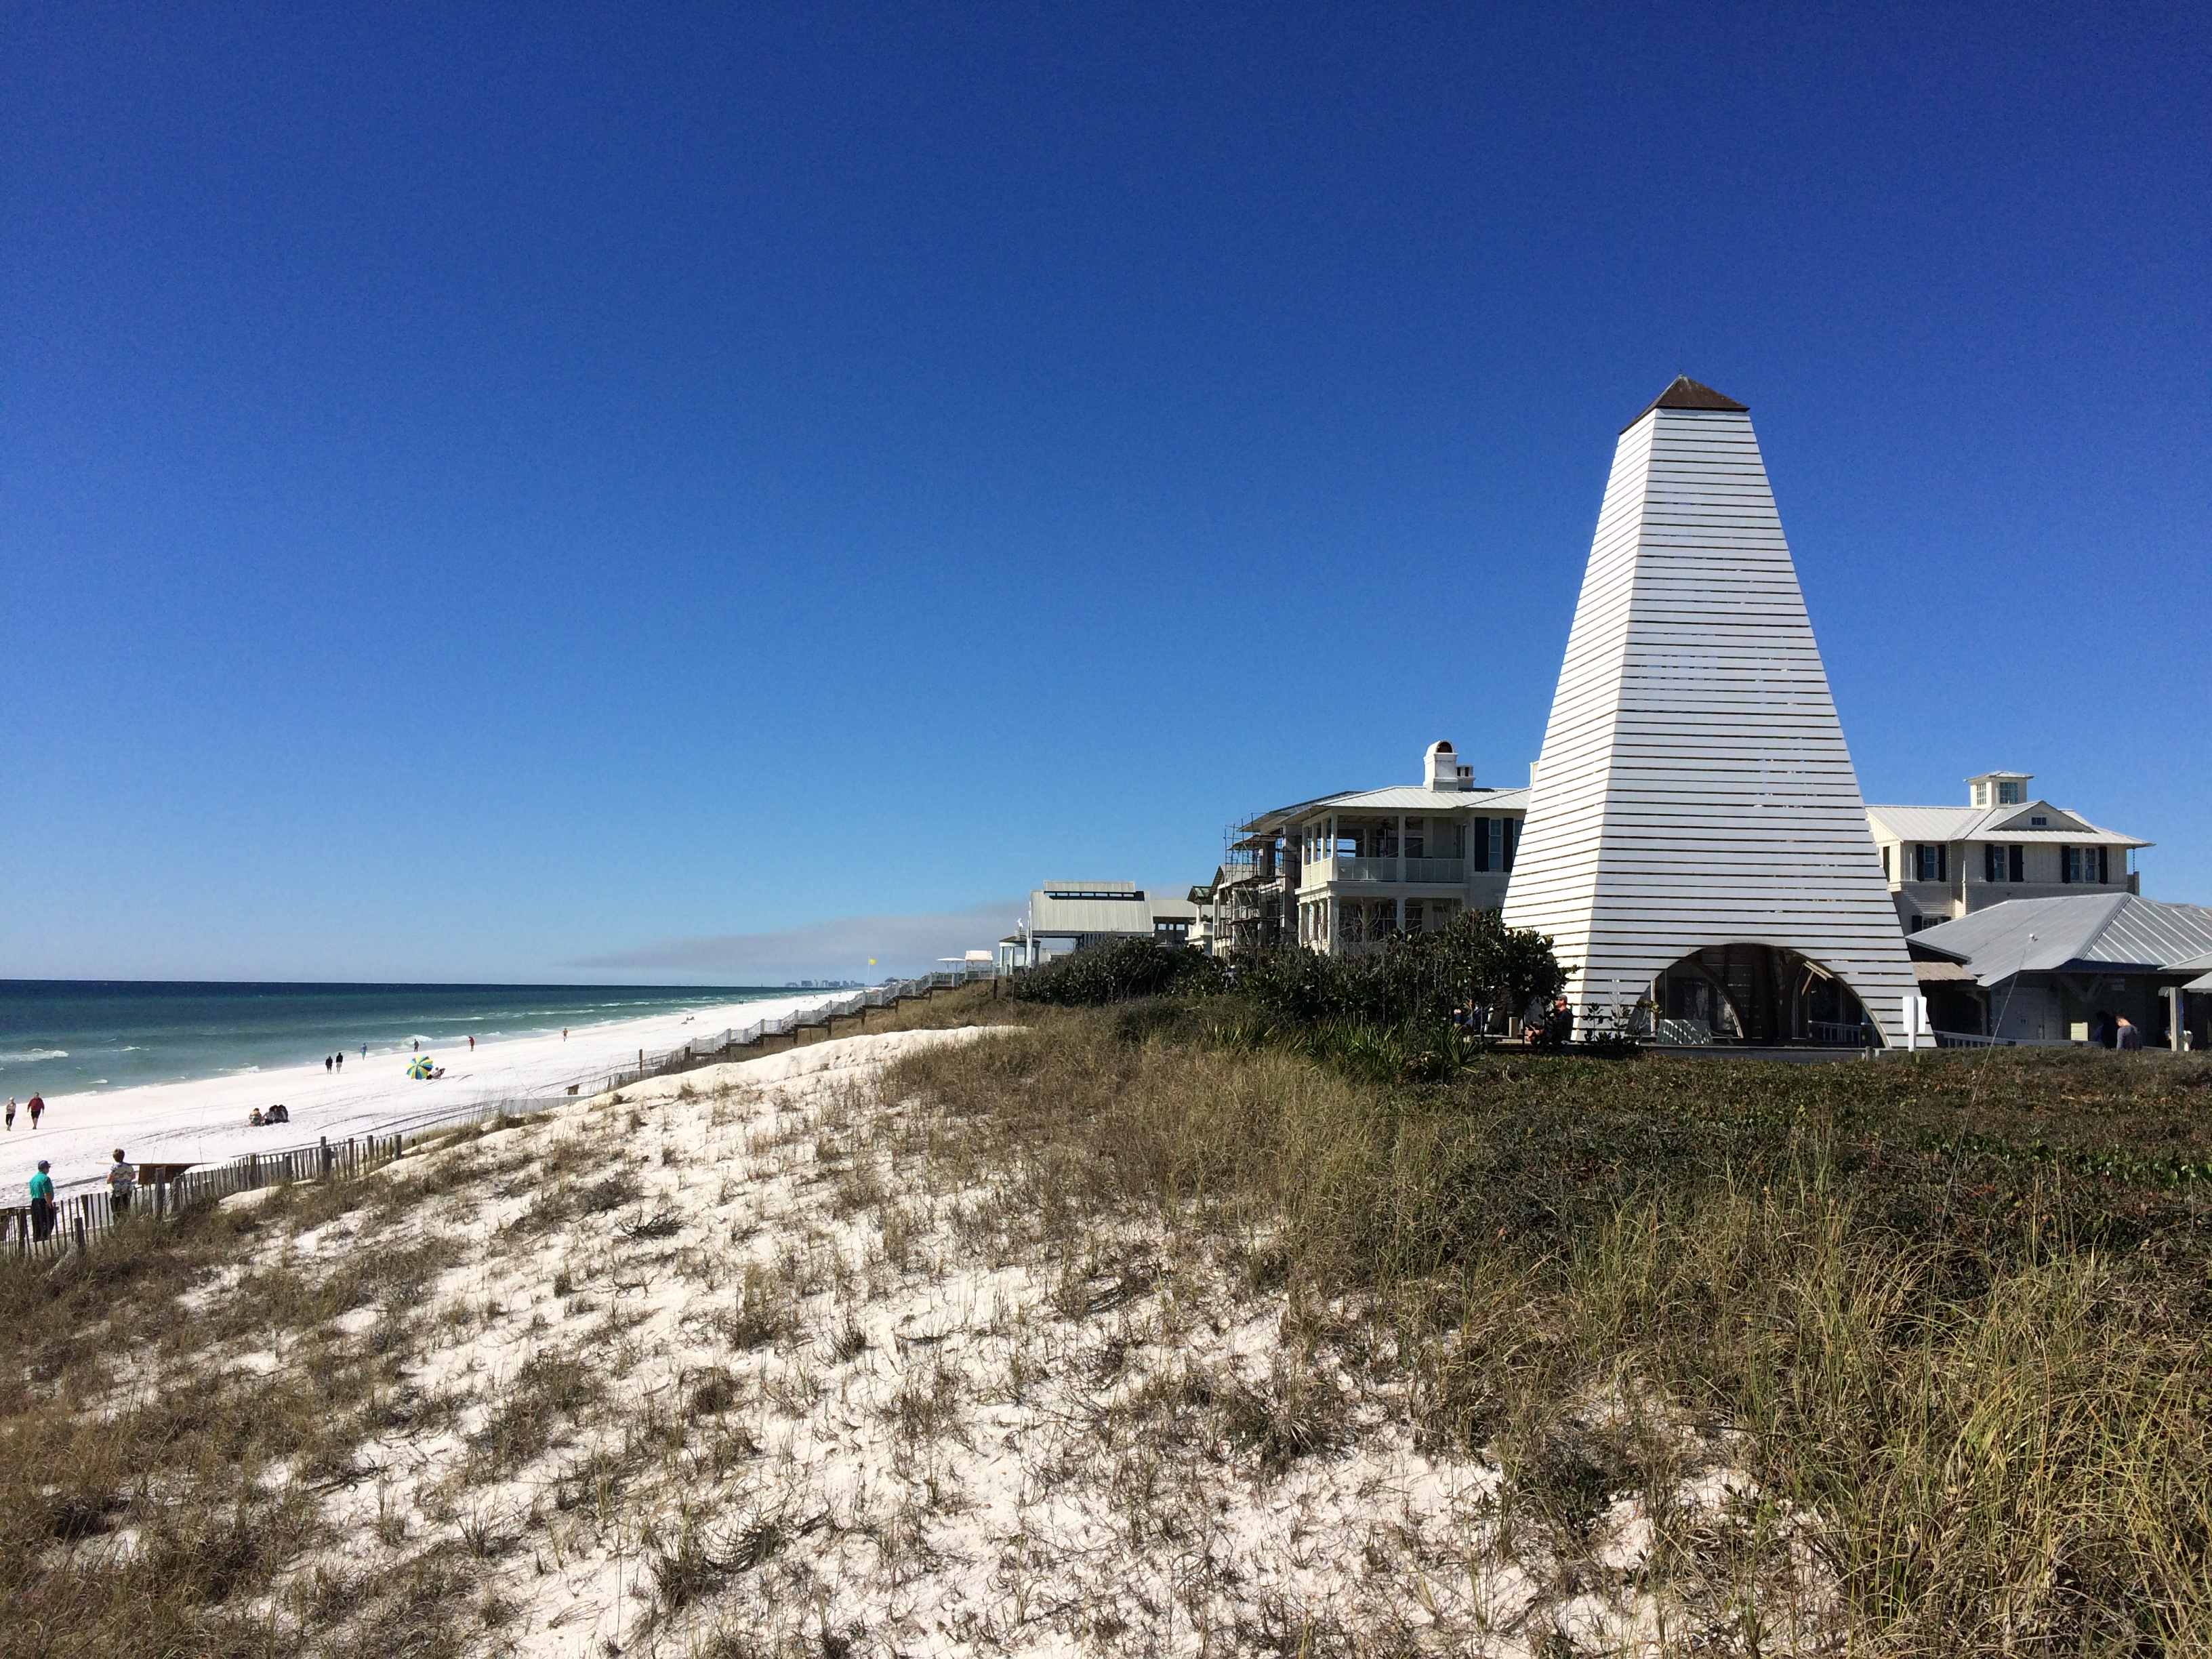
[1865,801,2148,848]
[1245,784,1529,833]
[1906,894,2212,983]
[1624,375,1746,432]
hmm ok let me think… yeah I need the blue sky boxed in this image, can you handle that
[3,5,2205,981]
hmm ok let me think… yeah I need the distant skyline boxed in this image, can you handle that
[5,6,2206,981]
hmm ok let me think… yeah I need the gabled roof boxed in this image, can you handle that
[1907,894,2212,982]
[1623,375,1747,432]
[1864,800,2148,848]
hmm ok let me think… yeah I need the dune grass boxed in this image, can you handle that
[2,986,2206,1655]
[876,996,2212,1652]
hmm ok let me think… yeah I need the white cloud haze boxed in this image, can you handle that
[570,900,1025,981]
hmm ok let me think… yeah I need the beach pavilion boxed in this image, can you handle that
[1500,377,1919,1046]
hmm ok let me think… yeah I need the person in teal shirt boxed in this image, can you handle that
[27,1159,56,1242]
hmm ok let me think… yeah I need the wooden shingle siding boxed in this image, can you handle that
[1501,407,1918,1042]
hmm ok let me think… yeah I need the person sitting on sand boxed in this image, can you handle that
[249,1107,266,1127]
[268,1103,289,1124]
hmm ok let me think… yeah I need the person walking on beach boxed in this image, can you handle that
[26,1094,42,1130]
[27,1160,55,1242]
[4,1099,13,1131]
[335,1050,343,1071]
[324,1055,333,1072]
[106,1149,136,1217]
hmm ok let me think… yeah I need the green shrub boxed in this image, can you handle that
[1010,937,1224,1006]
[1237,909,1567,1033]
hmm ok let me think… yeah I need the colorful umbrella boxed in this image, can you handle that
[407,1054,434,1080]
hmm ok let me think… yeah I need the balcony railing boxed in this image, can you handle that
[1402,857,1465,883]
[1300,855,1474,887]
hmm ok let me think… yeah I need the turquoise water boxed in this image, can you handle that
[0,981,797,1097]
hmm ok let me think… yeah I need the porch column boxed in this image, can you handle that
[2171,985,2186,1052]
[1395,814,1405,884]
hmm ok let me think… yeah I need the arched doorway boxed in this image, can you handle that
[1652,945,1876,1046]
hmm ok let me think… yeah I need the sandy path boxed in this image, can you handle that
[12,992,838,1194]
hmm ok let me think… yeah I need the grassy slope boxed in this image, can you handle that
[3,985,2207,1655]
[882,997,2212,1652]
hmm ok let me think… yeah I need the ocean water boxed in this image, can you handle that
[0,981,797,1097]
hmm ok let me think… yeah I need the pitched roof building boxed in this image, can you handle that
[1864,771,2149,932]
[1906,893,2212,1048]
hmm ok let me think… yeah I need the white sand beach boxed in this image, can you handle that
[12,993,840,1195]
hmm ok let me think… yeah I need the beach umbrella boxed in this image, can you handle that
[407,1054,434,1080]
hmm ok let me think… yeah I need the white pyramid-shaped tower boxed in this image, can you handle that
[1500,377,1917,1044]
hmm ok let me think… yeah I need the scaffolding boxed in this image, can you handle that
[1216,814,1290,954]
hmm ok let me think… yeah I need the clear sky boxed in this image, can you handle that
[4,5,2206,982]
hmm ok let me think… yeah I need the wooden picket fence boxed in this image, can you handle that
[1,1098,530,1265]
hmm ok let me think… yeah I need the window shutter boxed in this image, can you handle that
[1502,819,1519,873]
[2098,846,2108,884]
[2009,844,2024,883]
[1471,817,1490,872]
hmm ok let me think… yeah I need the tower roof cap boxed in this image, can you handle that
[1624,375,1748,432]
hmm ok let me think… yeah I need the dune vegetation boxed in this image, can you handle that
[3,981,2209,1656]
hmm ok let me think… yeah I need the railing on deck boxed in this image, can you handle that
[1401,857,1466,884]
[3,965,1002,1265]
[1929,1029,2076,1049]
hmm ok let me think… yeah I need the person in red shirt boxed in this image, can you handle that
[26,1094,43,1130]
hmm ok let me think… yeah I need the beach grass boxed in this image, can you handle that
[1,985,2206,1655]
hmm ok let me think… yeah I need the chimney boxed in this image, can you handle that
[1425,740,1473,792]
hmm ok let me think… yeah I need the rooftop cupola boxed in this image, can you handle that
[1967,771,2032,808]
[1425,739,1475,792]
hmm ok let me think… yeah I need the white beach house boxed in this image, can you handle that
[1864,772,2149,933]
[1017,882,1199,967]
[1227,741,1529,958]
